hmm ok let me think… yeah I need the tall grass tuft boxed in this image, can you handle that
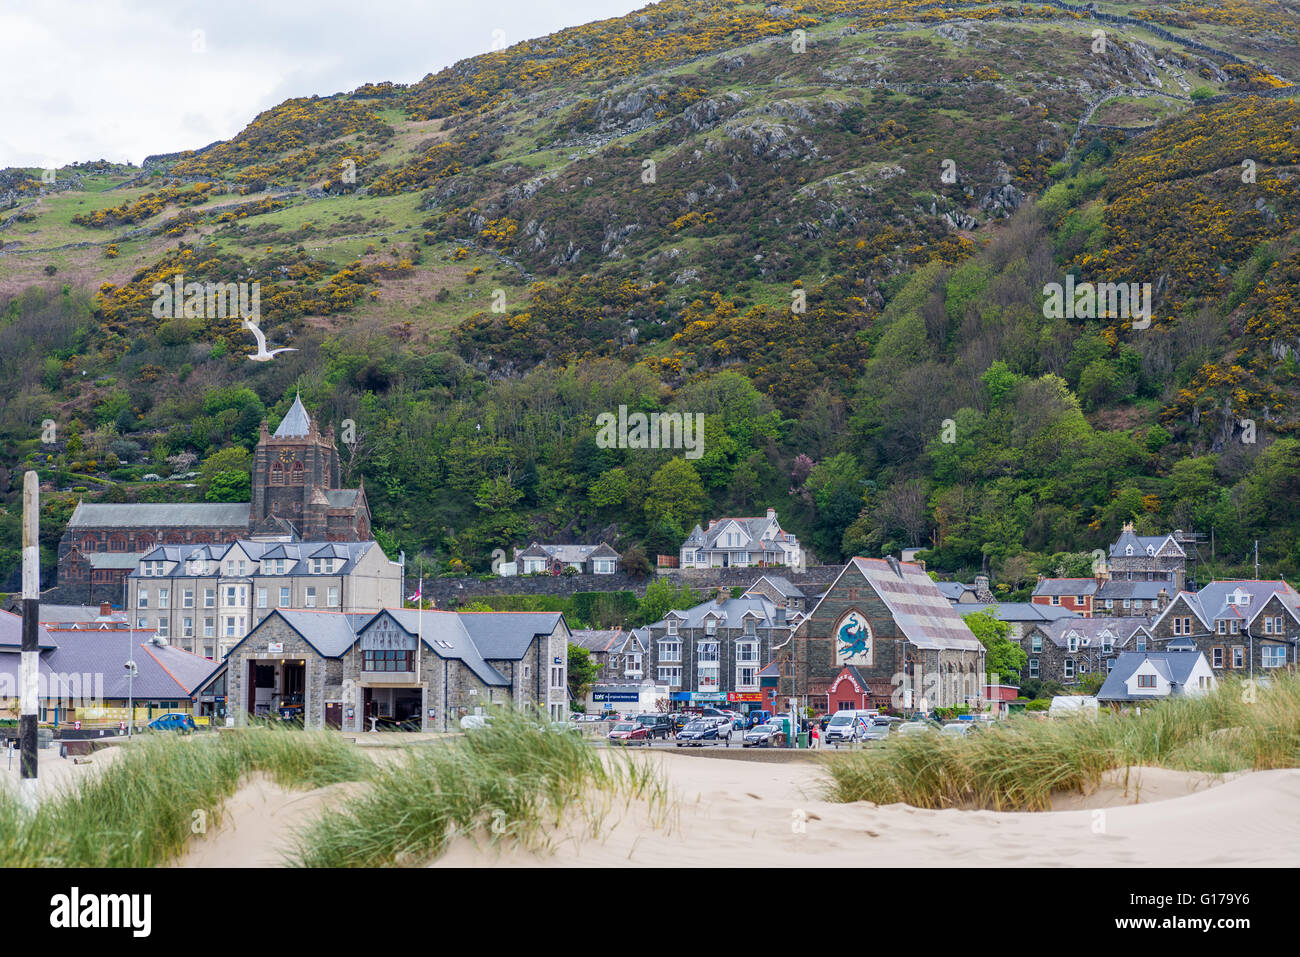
[290,709,670,867]
[0,726,372,867]
[822,673,1300,811]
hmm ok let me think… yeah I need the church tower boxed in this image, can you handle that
[251,393,368,540]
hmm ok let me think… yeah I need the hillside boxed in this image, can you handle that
[2,0,1299,594]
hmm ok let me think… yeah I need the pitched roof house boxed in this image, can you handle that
[1097,648,1216,704]
[512,542,621,575]
[680,508,801,569]
[1149,580,1299,673]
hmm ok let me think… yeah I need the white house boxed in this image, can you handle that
[679,508,801,569]
[1097,643,1217,705]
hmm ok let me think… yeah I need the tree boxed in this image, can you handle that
[620,544,652,581]
[199,446,251,492]
[962,607,1026,684]
[643,458,707,530]
[635,578,698,626]
[567,644,600,702]
[205,469,251,502]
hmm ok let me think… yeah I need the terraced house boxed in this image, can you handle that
[128,539,401,659]
[1019,617,1155,686]
[644,588,799,714]
[1150,580,1299,674]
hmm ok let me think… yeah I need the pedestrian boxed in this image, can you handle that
[810,725,820,749]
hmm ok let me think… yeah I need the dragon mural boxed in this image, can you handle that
[837,613,871,662]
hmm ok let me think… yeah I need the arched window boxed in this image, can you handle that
[270,461,285,485]
[109,535,127,553]
[135,534,154,550]
[290,461,305,485]
[82,536,96,552]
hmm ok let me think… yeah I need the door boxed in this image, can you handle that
[325,703,342,729]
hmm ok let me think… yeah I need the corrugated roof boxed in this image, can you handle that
[68,502,250,529]
[850,558,983,652]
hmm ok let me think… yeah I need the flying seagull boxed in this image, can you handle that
[242,317,297,361]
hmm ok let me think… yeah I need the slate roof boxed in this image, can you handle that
[1110,530,1184,559]
[758,660,781,678]
[0,610,58,649]
[1157,580,1300,631]
[274,610,374,657]
[457,611,565,659]
[0,628,216,699]
[936,581,978,601]
[569,629,628,654]
[68,502,251,529]
[1032,578,1100,597]
[36,604,127,624]
[1034,616,1152,649]
[326,489,361,509]
[655,596,783,630]
[380,610,509,686]
[957,602,1080,622]
[87,553,146,570]
[274,393,312,438]
[683,514,797,551]
[1097,650,1206,702]
[133,539,385,578]
[1096,580,1174,602]
[745,575,805,599]
[849,557,983,652]
[516,542,619,563]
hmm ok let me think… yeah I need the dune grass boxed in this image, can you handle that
[822,674,1300,811]
[289,709,671,867]
[0,725,371,867]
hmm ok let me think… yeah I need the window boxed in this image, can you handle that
[551,666,564,690]
[1262,646,1286,669]
[1050,595,1060,606]
[223,585,245,607]
[137,617,147,629]
[1212,647,1224,668]
[327,586,339,607]
[658,666,682,686]
[744,618,757,636]
[363,649,413,672]
[697,667,720,690]
[183,589,194,609]
[624,654,642,677]
[138,589,148,608]
[204,589,215,609]
[1063,658,1075,680]
[204,617,215,638]
[156,618,169,637]
[593,559,615,574]
[1137,674,1156,689]
[183,618,194,638]
[659,641,681,663]
[257,588,268,609]
[222,616,244,638]
[737,641,759,663]
[290,461,304,485]
[280,587,290,607]
[666,619,678,635]
[1105,599,1113,609]
[1230,619,1240,634]
[305,587,317,608]
[1028,658,1039,679]
[1217,619,1227,635]
[203,645,215,660]
[705,618,717,635]
[1232,647,1244,668]
[1031,635,1042,653]
[1101,638,1112,654]
[1067,634,1079,653]
[737,665,757,689]
[1275,616,1285,634]
[1136,636,1147,652]
[698,641,719,663]
[158,588,168,609]
[523,665,530,679]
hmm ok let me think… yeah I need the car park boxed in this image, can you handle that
[743,723,786,747]
[675,720,724,746]
[607,721,650,745]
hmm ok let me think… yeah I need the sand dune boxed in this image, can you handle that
[163,751,1300,867]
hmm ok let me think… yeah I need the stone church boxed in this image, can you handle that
[57,395,371,602]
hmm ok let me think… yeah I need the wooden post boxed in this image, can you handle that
[20,471,40,810]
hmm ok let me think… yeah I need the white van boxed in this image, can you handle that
[823,709,877,746]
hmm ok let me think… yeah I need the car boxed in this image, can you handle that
[634,713,674,739]
[894,720,940,737]
[860,720,892,742]
[675,720,724,746]
[823,709,875,746]
[747,710,774,729]
[147,712,196,733]
[705,716,734,742]
[743,723,787,747]
[607,721,650,745]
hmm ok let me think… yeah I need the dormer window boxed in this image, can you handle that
[1125,545,1134,556]
[1146,546,1155,556]
[667,619,678,636]
[1067,634,1079,653]
[705,618,717,635]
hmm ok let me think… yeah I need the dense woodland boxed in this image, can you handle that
[2,0,1299,596]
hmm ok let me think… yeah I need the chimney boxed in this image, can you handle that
[99,602,112,617]
[1157,588,1170,611]
[974,575,993,602]
[766,507,776,520]
[716,585,728,606]
[886,555,901,576]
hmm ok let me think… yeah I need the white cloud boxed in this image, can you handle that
[0,0,648,168]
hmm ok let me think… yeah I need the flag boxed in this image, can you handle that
[407,587,421,602]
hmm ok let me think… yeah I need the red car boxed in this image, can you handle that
[607,721,651,746]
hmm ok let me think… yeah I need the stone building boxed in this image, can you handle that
[127,539,400,659]
[1019,617,1154,686]
[1149,580,1298,674]
[1107,523,1187,591]
[56,394,370,603]
[211,608,569,731]
[786,557,985,713]
[642,588,798,714]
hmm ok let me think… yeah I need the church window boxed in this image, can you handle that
[271,461,285,485]
[290,461,305,485]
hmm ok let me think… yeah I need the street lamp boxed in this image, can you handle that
[124,659,138,738]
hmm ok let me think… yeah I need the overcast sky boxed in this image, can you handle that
[0,0,648,169]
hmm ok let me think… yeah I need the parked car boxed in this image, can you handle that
[668,713,691,732]
[147,712,196,733]
[748,709,773,729]
[860,720,892,742]
[607,721,650,745]
[743,723,787,747]
[634,713,674,739]
[706,716,734,742]
[675,720,724,746]
[824,709,875,746]
[895,720,940,737]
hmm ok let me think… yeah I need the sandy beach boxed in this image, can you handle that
[170,749,1300,868]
